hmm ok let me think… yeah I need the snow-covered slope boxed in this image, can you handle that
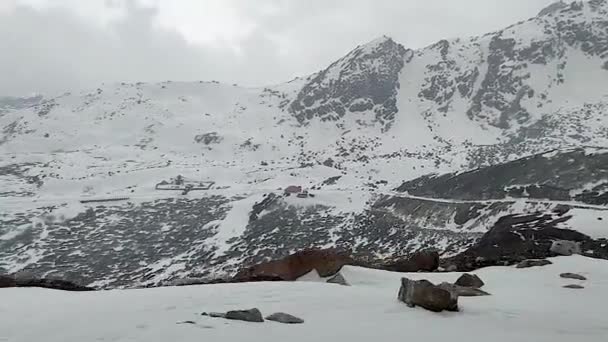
[1,256,607,342]
[1,0,607,287]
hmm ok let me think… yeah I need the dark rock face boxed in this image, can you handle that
[0,275,94,291]
[443,212,590,271]
[265,312,305,324]
[560,273,587,280]
[225,308,264,323]
[454,273,484,288]
[0,275,17,288]
[398,277,458,312]
[516,259,553,269]
[234,248,352,281]
[397,148,608,205]
[378,250,439,272]
[289,37,410,131]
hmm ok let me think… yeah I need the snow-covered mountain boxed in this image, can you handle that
[1,0,607,288]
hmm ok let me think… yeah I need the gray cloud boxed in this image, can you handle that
[0,0,554,96]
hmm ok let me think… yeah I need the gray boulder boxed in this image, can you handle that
[265,312,305,324]
[550,240,581,256]
[516,259,553,268]
[454,273,484,288]
[398,277,458,312]
[437,282,491,297]
[0,275,16,288]
[560,273,587,280]
[225,308,264,322]
[563,284,584,289]
[326,272,349,286]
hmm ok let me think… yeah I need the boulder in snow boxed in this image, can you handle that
[225,308,264,322]
[551,240,581,256]
[516,259,553,269]
[454,273,484,288]
[398,277,458,312]
[560,273,587,280]
[563,284,584,289]
[265,312,304,324]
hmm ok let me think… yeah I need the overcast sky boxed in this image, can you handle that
[0,0,555,97]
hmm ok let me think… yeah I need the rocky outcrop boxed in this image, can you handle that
[234,248,352,281]
[442,211,597,271]
[376,250,439,272]
[454,274,484,288]
[398,277,458,312]
[0,274,94,291]
[516,259,553,269]
[265,312,305,324]
[0,275,17,288]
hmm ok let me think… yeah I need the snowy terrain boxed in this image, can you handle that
[1,0,607,287]
[1,255,607,342]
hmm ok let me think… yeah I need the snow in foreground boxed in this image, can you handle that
[1,256,607,342]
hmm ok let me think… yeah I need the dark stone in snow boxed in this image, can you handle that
[265,312,305,324]
[560,273,587,281]
[380,250,439,272]
[202,312,227,318]
[225,308,264,323]
[563,284,584,289]
[398,277,458,312]
[0,275,17,288]
[516,259,553,269]
[454,273,485,288]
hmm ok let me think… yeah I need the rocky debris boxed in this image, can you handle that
[265,312,305,324]
[326,272,349,286]
[437,282,491,297]
[234,248,352,281]
[560,273,587,281]
[225,309,264,323]
[398,277,458,312]
[442,212,596,271]
[516,259,553,269]
[563,284,584,289]
[550,240,581,256]
[0,275,17,288]
[454,273,484,288]
[378,250,439,272]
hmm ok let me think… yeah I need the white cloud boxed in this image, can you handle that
[0,0,555,96]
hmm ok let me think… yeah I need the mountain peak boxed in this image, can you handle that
[288,35,410,130]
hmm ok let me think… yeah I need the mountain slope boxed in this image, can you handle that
[1,0,607,288]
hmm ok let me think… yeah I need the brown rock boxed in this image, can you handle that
[516,259,552,269]
[381,250,439,272]
[234,248,352,281]
[437,282,491,297]
[398,277,458,312]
